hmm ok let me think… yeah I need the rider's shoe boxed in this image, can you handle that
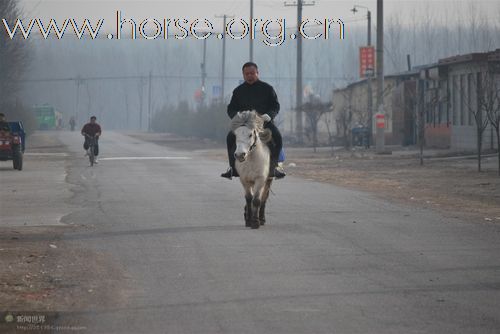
[221,167,238,179]
[269,162,285,179]
[273,166,286,179]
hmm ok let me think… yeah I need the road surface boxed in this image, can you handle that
[3,131,500,333]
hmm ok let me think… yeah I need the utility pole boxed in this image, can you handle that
[74,76,82,124]
[367,8,373,148]
[216,14,234,103]
[249,0,254,62]
[285,0,315,144]
[148,70,152,132]
[201,38,207,107]
[375,0,385,153]
[352,5,373,147]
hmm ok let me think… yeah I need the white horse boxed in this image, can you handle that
[231,110,273,229]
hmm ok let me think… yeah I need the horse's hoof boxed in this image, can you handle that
[251,219,260,229]
[245,220,251,227]
[260,219,266,226]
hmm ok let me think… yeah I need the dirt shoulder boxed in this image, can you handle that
[1,132,127,332]
[286,148,500,221]
[0,226,125,311]
[128,132,500,222]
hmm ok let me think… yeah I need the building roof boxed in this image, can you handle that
[438,49,500,66]
[333,50,500,93]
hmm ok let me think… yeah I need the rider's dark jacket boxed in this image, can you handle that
[227,80,280,120]
[81,123,101,137]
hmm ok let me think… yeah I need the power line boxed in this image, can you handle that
[20,74,355,83]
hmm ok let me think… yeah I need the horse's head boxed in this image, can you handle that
[231,110,269,163]
[234,125,258,162]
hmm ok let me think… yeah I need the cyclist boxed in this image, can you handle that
[81,116,102,162]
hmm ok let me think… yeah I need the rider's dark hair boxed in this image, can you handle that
[242,62,258,71]
[90,116,97,120]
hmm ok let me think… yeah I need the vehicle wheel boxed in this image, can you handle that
[13,149,23,171]
[17,153,23,170]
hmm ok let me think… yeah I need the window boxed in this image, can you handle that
[460,74,465,126]
[467,73,473,125]
[452,75,459,126]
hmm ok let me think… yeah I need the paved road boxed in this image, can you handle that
[33,132,500,332]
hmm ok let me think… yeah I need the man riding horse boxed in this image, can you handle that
[221,62,286,180]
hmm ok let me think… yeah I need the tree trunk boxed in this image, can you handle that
[419,118,424,166]
[496,128,500,176]
[420,142,424,166]
[477,129,482,172]
[313,122,318,153]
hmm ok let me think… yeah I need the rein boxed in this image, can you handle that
[248,130,258,153]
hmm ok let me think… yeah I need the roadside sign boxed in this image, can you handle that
[360,46,375,78]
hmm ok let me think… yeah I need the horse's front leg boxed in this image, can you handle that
[244,190,252,227]
[250,179,266,229]
[259,178,273,225]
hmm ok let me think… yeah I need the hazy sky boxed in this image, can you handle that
[16,0,500,33]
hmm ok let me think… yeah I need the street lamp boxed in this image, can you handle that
[351,4,373,147]
[351,5,371,46]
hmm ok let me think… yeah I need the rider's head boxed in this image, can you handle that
[0,113,5,121]
[90,116,96,124]
[242,62,259,85]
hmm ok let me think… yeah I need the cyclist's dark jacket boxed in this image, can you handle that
[227,80,280,120]
[81,123,101,137]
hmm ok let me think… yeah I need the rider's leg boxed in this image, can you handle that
[94,139,99,156]
[265,122,286,179]
[83,138,90,156]
[221,131,239,178]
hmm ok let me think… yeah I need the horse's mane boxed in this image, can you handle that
[230,110,264,132]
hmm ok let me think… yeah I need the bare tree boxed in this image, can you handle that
[385,15,404,72]
[421,3,438,62]
[323,113,336,156]
[418,85,445,166]
[467,72,491,172]
[0,0,30,107]
[335,89,356,149]
[482,72,500,176]
[467,1,480,52]
[302,95,331,153]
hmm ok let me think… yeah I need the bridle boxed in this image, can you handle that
[236,126,258,155]
[248,129,258,154]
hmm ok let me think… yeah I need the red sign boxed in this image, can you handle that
[376,113,385,129]
[359,46,375,78]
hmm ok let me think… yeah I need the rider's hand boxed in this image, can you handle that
[261,114,271,123]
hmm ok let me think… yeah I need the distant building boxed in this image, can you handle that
[326,70,420,147]
[320,49,500,151]
[422,49,500,150]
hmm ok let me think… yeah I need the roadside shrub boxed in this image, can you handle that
[152,101,229,141]
[0,101,37,136]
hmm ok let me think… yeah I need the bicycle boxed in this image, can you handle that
[85,134,97,166]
